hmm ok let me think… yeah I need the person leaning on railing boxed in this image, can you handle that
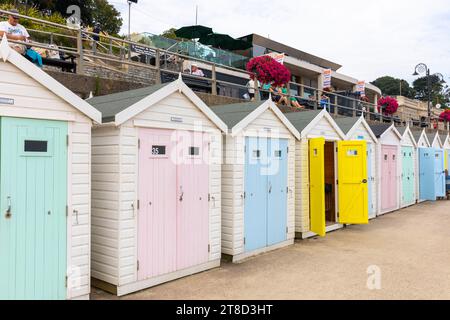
[0,9,29,55]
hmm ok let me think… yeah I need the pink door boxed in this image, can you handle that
[176,130,210,270]
[381,145,398,212]
[138,128,177,280]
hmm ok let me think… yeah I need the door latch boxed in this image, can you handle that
[179,186,184,202]
[5,196,11,219]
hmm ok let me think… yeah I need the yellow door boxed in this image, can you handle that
[338,141,369,224]
[309,138,326,237]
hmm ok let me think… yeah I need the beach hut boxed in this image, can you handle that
[210,100,299,262]
[426,132,446,198]
[411,129,432,202]
[412,129,437,201]
[286,110,369,238]
[334,115,378,219]
[0,37,101,299]
[397,126,418,208]
[439,133,450,172]
[369,124,402,216]
[88,77,227,296]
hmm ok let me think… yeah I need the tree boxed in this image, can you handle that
[160,28,182,40]
[412,74,448,106]
[371,76,414,98]
[17,0,122,35]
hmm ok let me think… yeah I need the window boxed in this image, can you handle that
[189,147,200,156]
[253,150,261,158]
[151,145,166,155]
[347,149,358,156]
[313,149,318,157]
[393,155,396,160]
[24,140,48,152]
[384,154,388,160]
[274,150,282,158]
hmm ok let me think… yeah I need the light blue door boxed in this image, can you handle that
[267,139,288,246]
[419,148,436,201]
[244,137,268,251]
[434,149,445,197]
[0,117,67,300]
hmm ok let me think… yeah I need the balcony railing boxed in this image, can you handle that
[0,9,448,132]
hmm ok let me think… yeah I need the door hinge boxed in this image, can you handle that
[137,200,140,210]
[66,135,70,146]
[65,276,68,288]
[208,244,211,253]
[286,187,289,193]
[66,205,68,217]
[243,237,246,245]
[243,192,246,199]
[286,227,289,234]
[244,146,246,153]
[208,193,211,202]
[138,139,141,149]
[137,260,140,271]
[336,180,339,185]
[287,147,289,153]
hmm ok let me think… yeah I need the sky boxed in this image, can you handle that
[108,0,450,84]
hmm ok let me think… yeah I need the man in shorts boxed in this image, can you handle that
[0,9,30,55]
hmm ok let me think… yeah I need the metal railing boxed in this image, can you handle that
[1,9,448,132]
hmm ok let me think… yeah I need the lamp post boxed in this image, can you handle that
[127,0,138,40]
[412,63,446,127]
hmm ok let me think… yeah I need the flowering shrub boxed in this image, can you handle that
[439,109,450,122]
[377,96,399,115]
[246,56,291,86]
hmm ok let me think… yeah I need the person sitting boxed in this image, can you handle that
[191,63,205,77]
[261,82,272,100]
[277,84,289,106]
[0,9,30,55]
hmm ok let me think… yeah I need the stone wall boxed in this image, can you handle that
[45,69,245,106]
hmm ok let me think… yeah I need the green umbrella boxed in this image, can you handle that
[199,33,252,50]
[175,25,213,39]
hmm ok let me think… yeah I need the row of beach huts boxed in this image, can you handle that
[0,37,449,299]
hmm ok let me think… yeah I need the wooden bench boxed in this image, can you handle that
[24,53,77,73]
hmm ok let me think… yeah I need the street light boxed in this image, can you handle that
[412,63,447,127]
[128,0,138,40]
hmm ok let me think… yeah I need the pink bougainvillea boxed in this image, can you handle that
[377,96,399,115]
[246,56,291,86]
[439,109,450,122]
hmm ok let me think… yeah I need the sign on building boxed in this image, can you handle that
[323,69,332,89]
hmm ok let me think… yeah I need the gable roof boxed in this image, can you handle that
[210,101,262,129]
[334,116,359,134]
[440,133,450,147]
[210,100,300,139]
[285,109,346,139]
[411,129,430,146]
[0,37,101,123]
[398,125,418,147]
[88,83,169,123]
[88,76,227,132]
[369,123,402,141]
[426,131,441,147]
[334,115,378,142]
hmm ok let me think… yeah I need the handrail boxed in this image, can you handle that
[0,9,446,131]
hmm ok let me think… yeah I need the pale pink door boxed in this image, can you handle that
[176,130,210,270]
[138,128,177,280]
[381,145,398,212]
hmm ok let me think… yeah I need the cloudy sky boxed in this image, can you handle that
[109,0,449,84]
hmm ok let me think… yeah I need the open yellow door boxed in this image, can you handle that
[338,141,369,224]
[309,138,326,236]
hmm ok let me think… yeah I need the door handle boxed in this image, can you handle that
[5,196,11,219]
[268,182,272,194]
[362,179,368,184]
[179,186,184,202]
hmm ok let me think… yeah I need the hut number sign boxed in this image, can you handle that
[152,145,166,155]
[0,97,14,105]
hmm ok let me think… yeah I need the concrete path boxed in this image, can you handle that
[92,201,450,300]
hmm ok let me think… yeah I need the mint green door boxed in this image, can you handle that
[401,146,415,206]
[0,117,67,300]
